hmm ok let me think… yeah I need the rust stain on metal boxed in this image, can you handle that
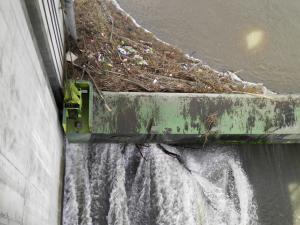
[184,121,189,132]
[246,114,256,133]
[264,116,273,132]
[189,98,202,121]
[274,101,296,128]
[116,97,140,133]
[188,96,234,127]
[164,128,172,134]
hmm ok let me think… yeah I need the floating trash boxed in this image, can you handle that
[123,46,137,54]
[133,54,148,65]
[181,63,189,70]
[97,53,105,62]
[66,51,78,62]
[144,47,153,54]
[118,46,137,56]
[118,47,128,56]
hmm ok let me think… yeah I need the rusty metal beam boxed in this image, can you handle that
[66,91,300,144]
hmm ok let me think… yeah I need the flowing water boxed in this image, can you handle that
[117,0,300,93]
[63,144,300,225]
[63,144,259,225]
[238,145,300,225]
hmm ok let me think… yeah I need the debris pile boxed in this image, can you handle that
[67,0,265,94]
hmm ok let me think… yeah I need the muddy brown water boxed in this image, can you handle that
[117,0,300,94]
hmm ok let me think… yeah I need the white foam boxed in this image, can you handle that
[63,144,258,225]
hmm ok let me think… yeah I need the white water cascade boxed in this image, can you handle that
[63,143,258,225]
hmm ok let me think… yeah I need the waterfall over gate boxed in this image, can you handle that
[63,144,258,225]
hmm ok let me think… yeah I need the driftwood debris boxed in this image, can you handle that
[66,0,265,95]
[157,144,191,173]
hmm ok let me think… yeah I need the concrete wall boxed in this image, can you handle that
[24,0,65,107]
[35,0,65,83]
[0,1,64,225]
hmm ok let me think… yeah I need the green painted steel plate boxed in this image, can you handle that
[89,92,300,144]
